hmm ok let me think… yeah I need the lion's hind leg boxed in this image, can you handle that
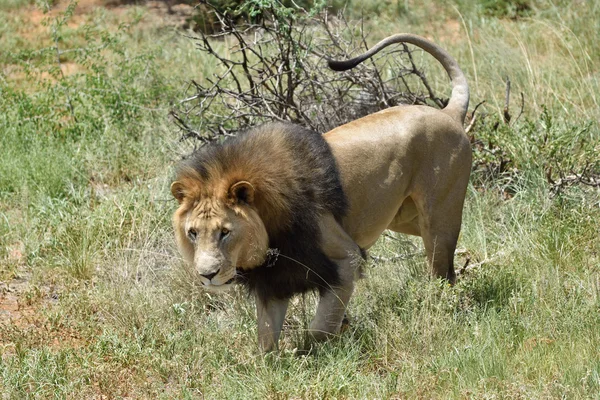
[414,183,468,284]
[421,223,460,283]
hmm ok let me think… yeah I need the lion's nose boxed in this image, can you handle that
[201,270,219,280]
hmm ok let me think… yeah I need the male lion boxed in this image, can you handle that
[171,34,471,352]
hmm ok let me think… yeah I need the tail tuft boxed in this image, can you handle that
[327,58,361,71]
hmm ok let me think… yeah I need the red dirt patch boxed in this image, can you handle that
[5,0,195,85]
[0,279,87,356]
[21,0,194,33]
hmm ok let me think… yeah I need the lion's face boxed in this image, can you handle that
[171,180,269,291]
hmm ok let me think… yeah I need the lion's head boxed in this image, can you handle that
[171,174,269,291]
[171,123,348,301]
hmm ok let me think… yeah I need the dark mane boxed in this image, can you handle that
[180,123,348,301]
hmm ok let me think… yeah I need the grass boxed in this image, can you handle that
[1,0,599,398]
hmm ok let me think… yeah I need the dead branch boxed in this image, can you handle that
[547,162,600,196]
[370,253,423,264]
[403,43,446,108]
[456,250,507,277]
[503,76,511,124]
[514,91,525,124]
[465,100,486,135]
[169,110,215,144]
[172,2,446,143]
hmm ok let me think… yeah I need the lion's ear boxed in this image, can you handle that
[170,181,186,203]
[228,181,255,205]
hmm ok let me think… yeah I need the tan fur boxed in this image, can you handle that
[171,34,471,351]
[325,106,471,281]
[325,33,472,282]
[173,128,307,239]
[172,179,269,289]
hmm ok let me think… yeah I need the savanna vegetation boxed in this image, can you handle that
[1,0,599,398]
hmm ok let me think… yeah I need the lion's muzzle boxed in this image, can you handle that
[194,251,235,288]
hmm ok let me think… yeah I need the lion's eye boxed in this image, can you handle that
[187,228,197,242]
[220,227,230,239]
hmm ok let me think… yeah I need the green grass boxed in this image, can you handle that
[1,0,599,398]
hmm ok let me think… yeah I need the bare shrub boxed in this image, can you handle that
[171,0,446,145]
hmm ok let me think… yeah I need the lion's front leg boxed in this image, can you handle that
[308,272,355,342]
[309,214,362,343]
[255,293,289,352]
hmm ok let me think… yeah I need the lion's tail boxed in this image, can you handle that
[328,33,469,125]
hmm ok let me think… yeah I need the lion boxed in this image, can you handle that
[170,33,471,352]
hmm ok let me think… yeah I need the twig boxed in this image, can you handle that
[169,111,212,143]
[547,163,600,196]
[513,92,525,124]
[503,76,511,124]
[370,253,422,263]
[404,44,446,108]
[456,250,506,276]
[465,100,486,135]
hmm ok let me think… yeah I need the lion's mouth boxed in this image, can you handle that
[202,276,236,290]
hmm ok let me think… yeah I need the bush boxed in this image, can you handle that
[187,0,344,32]
[479,0,532,19]
[172,0,446,143]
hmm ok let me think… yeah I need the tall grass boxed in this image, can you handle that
[1,0,599,398]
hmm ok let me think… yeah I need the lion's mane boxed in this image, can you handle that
[176,123,348,301]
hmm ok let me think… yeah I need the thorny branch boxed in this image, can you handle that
[546,163,600,197]
[502,76,524,126]
[173,1,448,142]
[465,100,486,135]
[503,76,511,124]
